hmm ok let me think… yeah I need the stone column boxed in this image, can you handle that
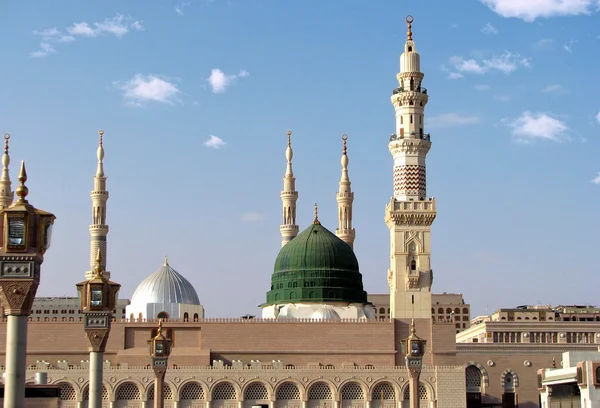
[89,351,104,408]
[3,315,28,408]
[154,367,166,408]
[407,367,421,408]
[84,314,111,408]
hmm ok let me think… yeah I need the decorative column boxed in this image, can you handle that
[76,249,121,408]
[400,320,426,408]
[148,319,172,408]
[335,134,355,249]
[280,130,299,247]
[0,161,56,408]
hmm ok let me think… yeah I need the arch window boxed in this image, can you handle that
[183,312,189,322]
[403,383,428,400]
[148,383,173,400]
[372,382,395,400]
[193,313,199,322]
[157,311,169,319]
[465,365,483,393]
[276,382,301,400]
[115,382,141,400]
[437,308,443,314]
[454,308,460,314]
[308,382,332,400]
[410,260,416,271]
[341,382,364,400]
[180,382,205,400]
[446,308,452,314]
[503,373,515,392]
[244,382,269,400]
[58,383,76,400]
[213,382,237,400]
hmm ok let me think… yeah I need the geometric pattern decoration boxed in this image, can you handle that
[59,382,77,400]
[466,366,483,388]
[465,361,490,386]
[180,382,205,400]
[308,382,333,400]
[115,382,141,400]
[213,382,237,400]
[372,382,395,400]
[341,382,364,400]
[244,382,269,400]
[402,383,428,400]
[82,385,110,401]
[394,165,426,198]
[276,382,301,400]
[148,383,173,400]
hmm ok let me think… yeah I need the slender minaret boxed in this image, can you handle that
[335,134,355,248]
[280,130,299,247]
[0,134,14,209]
[386,16,437,319]
[86,130,111,279]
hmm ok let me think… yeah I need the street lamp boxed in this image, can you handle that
[148,319,172,408]
[400,320,426,408]
[0,161,56,408]
[76,249,120,408]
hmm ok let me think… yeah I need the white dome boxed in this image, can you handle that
[311,305,341,320]
[131,261,200,306]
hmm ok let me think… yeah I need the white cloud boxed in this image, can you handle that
[114,74,181,105]
[474,84,491,91]
[481,23,499,34]
[207,69,250,93]
[67,14,144,38]
[595,110,600,124]
[33,28,75,43]
[534,38,554,49]
[542,84,566,93]
[175,2,191,16]
[29,42,56,58]
[446,51,531,77]
[428,113,480,128]
[240,212,265,222]
[592,173,600,184]
[204,135,226,149]
[481,0,600,22]
[563,39,578,52]
[503,111,569,143]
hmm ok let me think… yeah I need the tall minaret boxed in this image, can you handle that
[86,130,111,279]
[280,130,299,247]
[385,16,437,319]
[0,134,14,209]
[335,134,355,248]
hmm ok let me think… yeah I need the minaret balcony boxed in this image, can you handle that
[280,225,299,232]
[385,198,436,227]
[392,86,427,95]
[390,132,430,142]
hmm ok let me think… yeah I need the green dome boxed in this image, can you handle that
[264,221,367,305]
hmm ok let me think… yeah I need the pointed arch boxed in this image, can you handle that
[501,369,519,388]
[465,361,490,386]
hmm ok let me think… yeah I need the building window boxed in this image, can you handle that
[157,312,169,319]
[410,259,416,270]
[183,312,189,322]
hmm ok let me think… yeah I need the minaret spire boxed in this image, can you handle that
[335,134,355,248]
[280,130,299,247]
[0,133,14,209]
[386,16,437,320]
[86,130,111,279]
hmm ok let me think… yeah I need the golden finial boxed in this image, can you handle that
[410,319,416,336]
[98,129,104,146]
[313,203,321,225]
[406,15,414,41]
[164,255,169,266]
[15,160,28,202]
[94,248,103,276]
[341,134,348,155]
[157,318,163,336]
[3,133,10,155]
[287,130,292,147]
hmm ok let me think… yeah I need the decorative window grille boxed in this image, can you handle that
[466,366,482,387]
[276,382,301,400]
[372,382,395,400]
[83,385,109,400]
[244,382,269,400]
[308,382,332,400]
[402,384,428,400]
[181,382,205,400]
[115,382,141,400]
[59,383,76,400]
[213,382,237,400]
[341,382,364,400]
[148,384,173,400]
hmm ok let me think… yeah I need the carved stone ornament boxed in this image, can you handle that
[407,366,422,378]
[84,328,110,352]
[0,279,38,315]
[153,367,167,378]
[406,275,420,289]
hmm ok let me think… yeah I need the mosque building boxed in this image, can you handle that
[1,16,599,408]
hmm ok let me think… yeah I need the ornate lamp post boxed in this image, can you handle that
[0,161,56,408]
[148,319,172,408]
[76,249,120,408]
[400,320,427,408]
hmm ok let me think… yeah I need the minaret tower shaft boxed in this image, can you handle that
[86,130,111,279]
[280,130,299,247]
[385,16,437,319]
[0,134,14,210]
[335,134,355,248]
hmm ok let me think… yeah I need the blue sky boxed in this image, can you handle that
[0,0,599,318]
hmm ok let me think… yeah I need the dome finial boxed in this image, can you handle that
[406,15,414,41]
[94,248,103,277]
[287,130,292,147]
[164,255,169,266]
[342,134,348,155]
[15,161,29,203]
[156,318,164,338]
[313,203,321,225]
[3,133,10,155]
[410,318,416,336]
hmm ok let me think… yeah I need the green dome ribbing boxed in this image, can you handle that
[264,222,367,305]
